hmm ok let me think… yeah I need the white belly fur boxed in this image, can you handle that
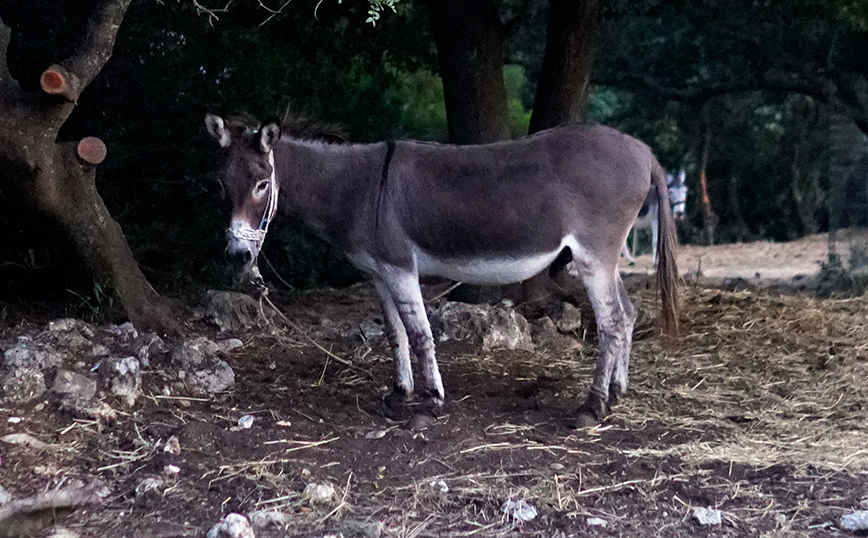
[415,237,574,285]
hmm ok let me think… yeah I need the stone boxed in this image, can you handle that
[501,499,537,522]
[436,302,534,351]
[51,369,97,401]
[206,290,262,332]
[248,509,289,529]
[586,517,608,527]
[303,483,336,504]
[359,320,384,340]
[3,337,64,370]
[107,322,139,342]
[206,513,255,538]
[0,484,11,505]
[0,368,46,403]
[130,333,168,368]
[693,506,722,525]
[840,510,868,532]
[554,302,582,333]
[531,317,581,350]
[47,318,95,338]
[217,338,244,353]
[171,338,235,395]
[98,357,141,406]
[59,397,116,421]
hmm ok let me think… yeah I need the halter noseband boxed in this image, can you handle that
[226,149,279,261]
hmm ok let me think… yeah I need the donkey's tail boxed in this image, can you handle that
[652,161,679,337]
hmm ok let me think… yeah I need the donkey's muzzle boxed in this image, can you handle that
[225,245,254,273]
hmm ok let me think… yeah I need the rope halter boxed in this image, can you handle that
[226,149,279,263]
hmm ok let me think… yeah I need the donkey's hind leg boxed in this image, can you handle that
[576,265,632,427]
[379,266,444,416]
[609,273,637,407]
[373,277,413,418]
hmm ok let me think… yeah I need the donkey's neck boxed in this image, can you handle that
[275,137,384,248]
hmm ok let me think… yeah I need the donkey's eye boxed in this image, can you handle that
[254,180,270,195]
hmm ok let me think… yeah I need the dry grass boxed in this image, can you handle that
[4,284,868,537]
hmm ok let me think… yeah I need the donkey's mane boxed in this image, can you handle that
[223,112,347,144]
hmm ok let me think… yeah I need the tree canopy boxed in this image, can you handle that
[0,0,866,318]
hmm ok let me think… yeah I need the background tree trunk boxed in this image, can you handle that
[696,105,718,246]
[0,1,178,334]
[424,0,509,144]
[528,0,599,134]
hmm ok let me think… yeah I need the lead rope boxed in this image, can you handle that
[228,151,372,379]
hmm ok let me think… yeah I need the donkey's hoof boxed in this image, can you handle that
[573,411,601,429]
[407,413,437,431]
[383,390,411,421]
[575,393,608,428]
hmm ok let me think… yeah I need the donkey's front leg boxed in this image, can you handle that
[379,266,444,416]
[372,277,414,419]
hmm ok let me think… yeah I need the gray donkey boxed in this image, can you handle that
[205,114,678,427]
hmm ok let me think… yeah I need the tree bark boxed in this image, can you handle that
[697,117,717,246]
[0,2,179,335]
[528,0,599,133]
[423,0,509,144]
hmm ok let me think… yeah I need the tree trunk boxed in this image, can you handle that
[0,2,179,335]
[528,0,599,133]
[697,106,717,246]
[423,0,509,144]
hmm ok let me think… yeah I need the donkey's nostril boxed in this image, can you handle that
[225,247,254,272]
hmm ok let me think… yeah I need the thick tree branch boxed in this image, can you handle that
[56,0,131,101]
[0,17,17,93]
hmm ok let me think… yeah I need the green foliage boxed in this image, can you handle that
[387,70,448,140]
[504,64,532,137]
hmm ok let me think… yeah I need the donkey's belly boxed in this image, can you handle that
[415,239,571,285]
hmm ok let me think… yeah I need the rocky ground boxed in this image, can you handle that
[2,233,868,538]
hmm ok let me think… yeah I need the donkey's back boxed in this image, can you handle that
[375,124,655,272]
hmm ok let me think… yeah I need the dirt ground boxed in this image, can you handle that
[621,228,868,287]
[2,232,868,538]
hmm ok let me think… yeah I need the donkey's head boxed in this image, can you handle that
[668,170,688,221]
[205,113,281,274]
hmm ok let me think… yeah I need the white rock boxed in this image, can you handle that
[217,338,244,353]
[841,510,868,532]
[237,415,255,429]
[1,433,55,451]
[248,509,289,528]
[163,435,181,455]
[693,506,722,525]
[303,483,336,504]
[587,517,608,527]
[501,499,537,522]
[163,464,180,475]
[429,480,449,493]
[206,513,255,538]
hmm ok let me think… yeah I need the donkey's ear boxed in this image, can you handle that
[205,114,231,148]
[259,123,281,154]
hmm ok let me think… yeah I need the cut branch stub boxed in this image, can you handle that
[77,137,107,165]
[40,64,78,100]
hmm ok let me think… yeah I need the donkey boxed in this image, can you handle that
[621,170,688,264]
[205,114,679,426]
